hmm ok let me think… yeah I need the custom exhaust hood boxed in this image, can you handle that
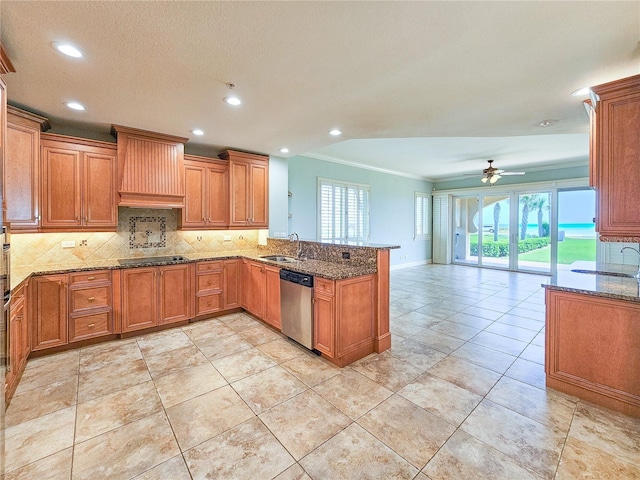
[111,125,189,209]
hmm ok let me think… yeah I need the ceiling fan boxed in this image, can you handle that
[469,160,525,184]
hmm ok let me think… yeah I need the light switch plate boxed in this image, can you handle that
[224,235,232,241]
[61,240,75,248]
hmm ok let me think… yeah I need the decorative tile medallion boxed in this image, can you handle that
[129,216,167,248]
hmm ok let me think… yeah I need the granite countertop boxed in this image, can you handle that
[543,261,640,303]
[11,250,378,292]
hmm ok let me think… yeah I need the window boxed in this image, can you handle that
[415,192,430,240]
[318,178,370,242]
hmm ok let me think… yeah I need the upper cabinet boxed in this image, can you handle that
[4,106,49,231]
[40,134,118,230]
[112,125,188,209]
[589,74,640,239]
[220,150,269,228]
[179,154,229,229]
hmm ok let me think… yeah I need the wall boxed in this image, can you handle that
[12,208,260,271]
[433,164,589,191]
[287,155,433,267]
[268,155,289,238]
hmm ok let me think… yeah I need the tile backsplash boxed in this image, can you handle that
[11,208,261,269]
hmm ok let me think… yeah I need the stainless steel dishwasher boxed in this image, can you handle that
[280,269,314,349]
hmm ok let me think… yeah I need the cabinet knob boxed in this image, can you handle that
[87,297,95,302]
[87,276,95,281]
[87,323,95,328]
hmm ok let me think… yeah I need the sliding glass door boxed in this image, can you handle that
[516,192,552,274]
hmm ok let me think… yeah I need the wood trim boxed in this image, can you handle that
[0,43,16,74]
[591,73,640,97]
[110,124,188,144]
[40,132,115,150]
[7,105,49,130]
[375,249,391,353]
[184,154,228,166]
[218,149,268,163]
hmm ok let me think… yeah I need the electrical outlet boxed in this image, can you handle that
[80,240,88,246]
[197,236,203,241]
[61,240,75,248]
[342,251,350,259]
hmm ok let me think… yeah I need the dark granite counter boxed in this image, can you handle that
[543,261,640,303]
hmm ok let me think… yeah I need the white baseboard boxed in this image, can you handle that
[390,259,432,270]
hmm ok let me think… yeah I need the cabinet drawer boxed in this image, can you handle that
[70,285,111,312]
[70,311,113,342]
[196,293,223,315]
[70,270,111,285]
[197,261,222,272]
[197,272,222,293]
[315,278,335,295]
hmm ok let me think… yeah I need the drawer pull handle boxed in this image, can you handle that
[87,276,95,281]
[87,323,95,328]
[88,297,95,302]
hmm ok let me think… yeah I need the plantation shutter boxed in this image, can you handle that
[318,179,370,242]
[432,193,451,264]
[415,193,429,240]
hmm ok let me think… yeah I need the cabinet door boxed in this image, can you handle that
[31,275,68,350]
[83,149,117,228]
[41,146,82,228]
[223,259,241,309]
[313,291,335,356]
[264,266,281,328]
[121,268,157,332]
[229,161,249,226]
[9,298,24,377]
[335,276,375,357]
[181,162,207,228]
[158,264,191,325]
[5,123,40,229]
[245,261,265,318]
[249,162,268,227]
[207,164,229,227]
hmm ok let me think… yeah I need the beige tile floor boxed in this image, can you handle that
[5,264,640,479]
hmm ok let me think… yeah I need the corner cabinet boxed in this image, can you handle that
[240,259,280,327]
[40,134,118,231]
[179,155,229,229]
[314,274,376,367]
[589,74,640,239]
[4,106,49,231]
[219,150,269,228]
[6,282,30,403]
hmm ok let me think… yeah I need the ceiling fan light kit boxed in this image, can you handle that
[470,159,525,185]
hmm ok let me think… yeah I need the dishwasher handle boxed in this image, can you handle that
[280,269,314,287]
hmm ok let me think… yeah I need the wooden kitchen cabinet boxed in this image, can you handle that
[120,267,157,333]
[159,264,192,324]
[220,150,268,228]
[41,134,117,231]
[6,282,29,403]
[313,274,376,367]
[180,155,229,229]
[545,289,640,418]
[31,274,68,351]
[68,270,114,342]
[264,265,281,329]
[4,106,48,231]
[589,74,640,238]
[223,259,241,309]
[195,260,223,316]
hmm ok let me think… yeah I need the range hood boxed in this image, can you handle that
[112,125,189,209]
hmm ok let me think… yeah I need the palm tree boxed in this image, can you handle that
[520,195,538,240]
[534,197,547,237]
[493,202,501,242]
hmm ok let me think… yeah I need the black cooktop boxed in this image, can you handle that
[117,255,188,266]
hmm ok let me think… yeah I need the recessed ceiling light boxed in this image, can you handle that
[571,87,591,96]
[223,83,242,106]
[279,147,289,154]
[329,129,343,136]
[539,120,552,127]
[191,129,204,136]
[65,101,85,111]
[52,42,83,58]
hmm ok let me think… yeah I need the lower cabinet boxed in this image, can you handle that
[68,270,114,342]
[120,264,192,333]
[31,274,68,351]
[6,282,30,403]
[223,259,241,309]
[545,289,640,418]
[195,261,223,316]
[240,259,281,328]
[314,274,376,367]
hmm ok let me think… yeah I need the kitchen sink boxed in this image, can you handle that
[260,255,298,263]
[570,269,635,278]
[117,255,188,265]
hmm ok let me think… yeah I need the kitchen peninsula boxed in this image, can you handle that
[7,235,398,403]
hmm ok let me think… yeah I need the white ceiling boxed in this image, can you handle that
[2,1,639,180]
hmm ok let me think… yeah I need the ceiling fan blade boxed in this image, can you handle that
[501,172,526,176]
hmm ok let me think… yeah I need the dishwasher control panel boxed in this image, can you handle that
[279,269,314,287]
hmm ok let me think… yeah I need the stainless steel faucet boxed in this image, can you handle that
[619,246,640,280]
[289,232,302,259]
